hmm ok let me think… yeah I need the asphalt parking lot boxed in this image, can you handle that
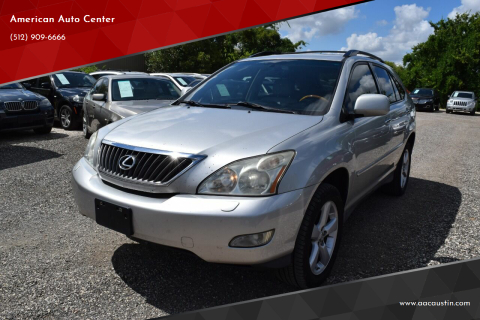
[1,110,479,319]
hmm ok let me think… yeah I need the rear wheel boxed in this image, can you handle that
[276,184,343,288]
[383,144,411,196]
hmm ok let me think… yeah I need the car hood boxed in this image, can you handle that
[111,100,175,118]
[104,105,322,155]
[410,94,433,99]
[0,89,44,101]
[57,87,91,98]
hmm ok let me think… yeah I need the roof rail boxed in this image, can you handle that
[249,50,384,63]
[343,50,384,63]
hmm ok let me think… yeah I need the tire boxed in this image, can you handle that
[383,144,412,196]
[276,183,343,288]
[471,109,475,116]
[83,112,91,139]
[59,105,78,130]
[33,125,53,134]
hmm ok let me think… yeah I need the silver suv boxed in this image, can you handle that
[446,91,477,115]
[72,50,416,288]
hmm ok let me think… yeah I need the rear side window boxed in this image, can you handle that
[391,76,405,101]
[344,64,378,113]
[372,66,396,103]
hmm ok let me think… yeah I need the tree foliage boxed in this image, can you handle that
[146,24,306,73]
[399,13,480,107]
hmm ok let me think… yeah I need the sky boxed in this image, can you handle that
[279,0,480,64]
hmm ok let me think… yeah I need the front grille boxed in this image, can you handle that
[98,141,204,186]
[4,101,38,112]
[454,101,467,106]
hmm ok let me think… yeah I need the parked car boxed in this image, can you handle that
[73,50,416,289]
[446,91,477,115]
[410,88,440,112]
[82,75,180,139]
[0,82,54,133]
[150,73,200,90]
[22,71,96,130]
[90,70,148,80]
[180,78,203,95]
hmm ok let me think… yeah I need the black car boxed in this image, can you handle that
[410,88,440,112]
[0,83,54,134]
[22,71,96,130]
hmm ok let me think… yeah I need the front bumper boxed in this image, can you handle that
[72,157,315,265]
[414,102,434,110]
[0,109,54,131]
[446,104,475,113]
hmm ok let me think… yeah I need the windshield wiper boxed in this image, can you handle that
[233,101,296,114]
[178,100,229,109]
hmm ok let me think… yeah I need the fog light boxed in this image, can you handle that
[229,230,274,248]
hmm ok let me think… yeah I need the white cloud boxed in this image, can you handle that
[280,7,359,43]
[341,4,434,64]
[448,0,480,19]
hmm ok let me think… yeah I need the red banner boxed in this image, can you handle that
[0,0,365,84]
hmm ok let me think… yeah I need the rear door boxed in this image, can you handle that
[372,65,409,166]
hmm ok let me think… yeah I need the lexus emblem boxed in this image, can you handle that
[118,155,136,170]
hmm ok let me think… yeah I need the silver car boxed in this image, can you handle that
[82,75,180,138]
[72,50,416,288]
[446,91,477,115]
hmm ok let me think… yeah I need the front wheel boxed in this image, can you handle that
[83,112,91,139]
[276,184,343,288]
[471,109,476,116]
[59,105,78,130]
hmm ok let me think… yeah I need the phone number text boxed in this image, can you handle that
[10,34,66,41]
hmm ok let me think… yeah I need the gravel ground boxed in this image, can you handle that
[0,110,479,319]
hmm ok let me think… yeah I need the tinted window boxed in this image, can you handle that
[344,64,378,113]
[392,76,405,100]
[453,92,473,99]
[390,74,400,101]
[0,83,23,89]
[52,73,96,88]
[22,79,37,87]
[186,60,342,115]
[112,78,180,101]
[173,76,196,86]
[373,66,396,103]
[38,76,51,88]
[412,88,433,96]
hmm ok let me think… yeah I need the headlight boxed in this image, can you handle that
[72,95,84,103]
[84,131,98,167]
[39,98,51,107]
[198,151,295,196]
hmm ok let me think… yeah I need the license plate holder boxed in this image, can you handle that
[95,199,133,235]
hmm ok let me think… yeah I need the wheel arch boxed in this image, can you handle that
[319,166,350,206]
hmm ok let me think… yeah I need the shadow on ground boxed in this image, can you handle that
[0,130,68,145]
[0,145,62,171]
[111,177,461,314]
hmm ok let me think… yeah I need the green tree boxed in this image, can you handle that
[400,13,480,108]
[146,24,306,74]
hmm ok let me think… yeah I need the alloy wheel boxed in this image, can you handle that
[83,114,87,136]
[400,149,410,188]
[309,200,338,275]
[60,108,71,128]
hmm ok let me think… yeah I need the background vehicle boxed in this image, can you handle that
[180,78,203,95]
[150,73,200,90]
[22,71,96,130]
[0,83,54,133]
[82,75,180,138]
[446,91,477,115]
[90,70,148,80]
[410,88,440,112]
[73,50,415,289]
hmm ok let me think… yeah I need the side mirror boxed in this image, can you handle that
[23,83,32,89]
[92,93,105,101]
[40,82,51,89]
[354,94,390,117]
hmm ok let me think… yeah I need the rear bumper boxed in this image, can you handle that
[72,157,315,265]
[0,109,54,131]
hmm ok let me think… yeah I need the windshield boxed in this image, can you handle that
[453,92,473,99]
[112,78,181,101]
[173,76,196,86]
[186,79,202,88]
[0,83,23,89]
[53,73,96,88]
[184,59,342,115]
[412,88,433,96]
